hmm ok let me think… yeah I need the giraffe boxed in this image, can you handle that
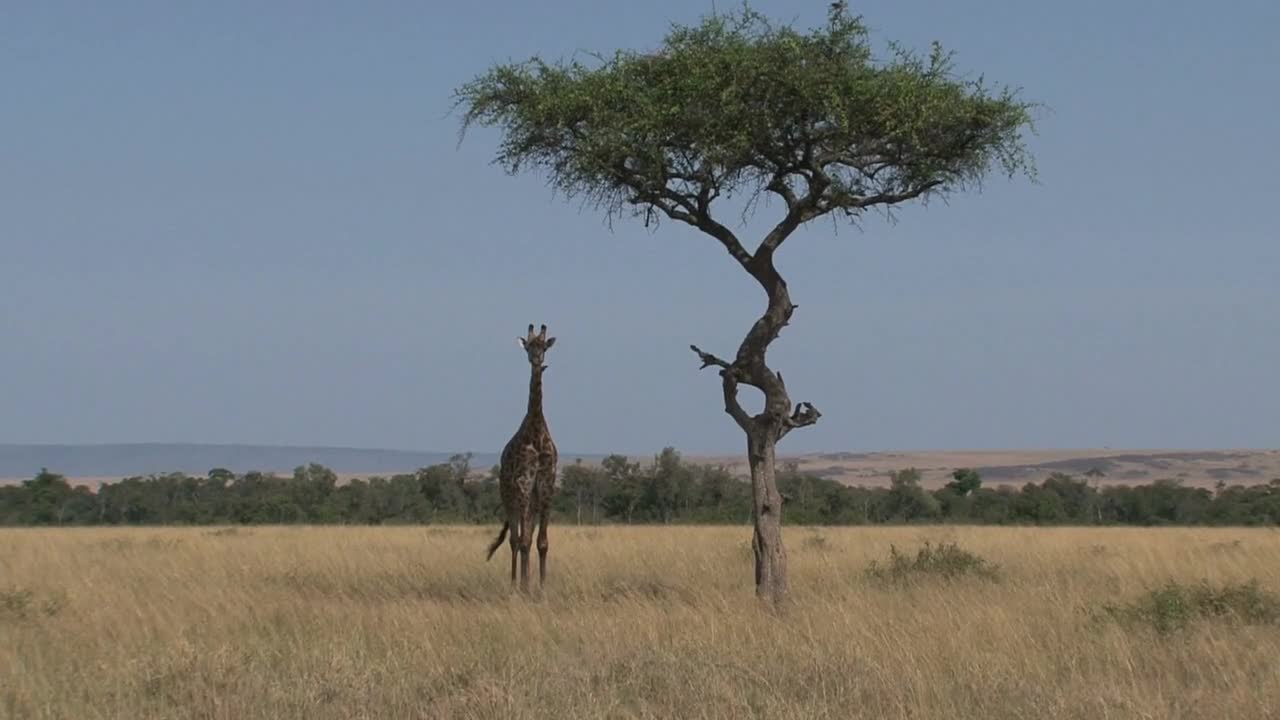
[486,323,559,592]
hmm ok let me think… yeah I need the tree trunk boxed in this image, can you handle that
[748,431,787,603]
[692,253,821,605]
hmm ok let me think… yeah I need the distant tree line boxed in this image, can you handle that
[3,449,1279,527]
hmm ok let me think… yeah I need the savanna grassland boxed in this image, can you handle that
[4,525,1280,719]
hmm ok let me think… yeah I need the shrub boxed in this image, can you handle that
[1100,579,1280,634]
[204,527,252,538]
[0,587,33,619]
[801,533,830,551]
[0,587,63,620]
[865,541,999,583]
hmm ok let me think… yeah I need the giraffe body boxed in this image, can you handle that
[486,324,558,592]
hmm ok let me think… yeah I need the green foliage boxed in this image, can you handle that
[454,3,1035,228]
[865,541,1000,583]
[2,456,1279,528]
[599,454,644,523]
[557,459,610,524]
[946,468,982,496]
[884,468,940,521]
[1100,580,1280,634]
[934,469,981,521]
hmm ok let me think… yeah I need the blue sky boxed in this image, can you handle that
[3,1,1277,454]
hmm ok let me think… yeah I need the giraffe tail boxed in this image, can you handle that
[485,521,509,561]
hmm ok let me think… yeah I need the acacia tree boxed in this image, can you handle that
[454,3,1035,603]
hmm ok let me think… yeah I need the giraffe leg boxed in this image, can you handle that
[519,505,534,594]
[536,504,550,589]
[507,513,520,589]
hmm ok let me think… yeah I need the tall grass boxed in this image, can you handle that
[3,525,1280,719]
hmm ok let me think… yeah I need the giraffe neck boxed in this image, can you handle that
[526,366,544,419]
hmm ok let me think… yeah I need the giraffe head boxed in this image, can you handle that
[518,323,556,371]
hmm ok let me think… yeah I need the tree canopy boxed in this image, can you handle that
[454,2,1035,257]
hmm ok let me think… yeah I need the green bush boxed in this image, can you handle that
[1100,580,1280,634]
[865,541,999,583]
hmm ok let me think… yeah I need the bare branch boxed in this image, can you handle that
[754,213,802,263]
[689,344,732,371]
[817,179,945,214]
[719,374,754,431]
[753,171,831,261]
[777,401,822,440]
[695,216,755,269]
[690,345,752,430]
[765,172,799,211]
[615,163,755,269]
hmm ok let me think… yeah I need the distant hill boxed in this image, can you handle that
[0,443,502,480]
[702,448,1280,489]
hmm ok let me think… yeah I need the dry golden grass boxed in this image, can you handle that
[3,525,1280,719]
